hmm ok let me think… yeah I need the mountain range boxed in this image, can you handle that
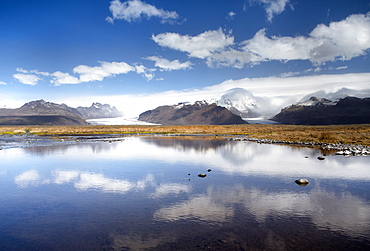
[271,97,370,125]
[0,100,122,125]
[0,87,369,125]
[138,101,247,125]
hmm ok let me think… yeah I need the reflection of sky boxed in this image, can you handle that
[154,184,370,238]
[10,137,368,180]
[1,137,370,249]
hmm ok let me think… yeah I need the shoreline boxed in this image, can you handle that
[1,130,369,156]
[229,136,370,156]
[0,124,369,154]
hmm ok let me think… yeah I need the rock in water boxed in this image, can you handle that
[295,179,309,186]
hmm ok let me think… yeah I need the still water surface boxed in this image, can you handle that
[0,136,369,250]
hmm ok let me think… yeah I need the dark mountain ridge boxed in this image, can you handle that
[271,96,370,125]
[138,101,248,125]
[0,100,122,125]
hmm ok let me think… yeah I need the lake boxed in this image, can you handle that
[0,136,369,250]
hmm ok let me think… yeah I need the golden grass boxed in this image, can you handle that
[0,124,370,146]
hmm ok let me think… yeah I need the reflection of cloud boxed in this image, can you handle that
[75,173,135,193]
[53,170,79,184]
[14,169,44,187]
[15,169,158,194]
[154,191,233,223]
[156,184,370,237]
[310,188,370,236]
[151,183,191,198]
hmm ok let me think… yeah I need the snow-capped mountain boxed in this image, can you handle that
[215,88,261,118]
[294,97,336,107]
[300,88,370,103]
[76,102,122,119]
[271,96,370,125]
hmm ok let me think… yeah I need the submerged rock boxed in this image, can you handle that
[295,179,309,186]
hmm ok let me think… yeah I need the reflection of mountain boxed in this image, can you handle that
[21,141,119,156]
[144,137,228,152]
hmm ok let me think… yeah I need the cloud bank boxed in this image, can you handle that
[146,56,192,71]
[59,72,370,118]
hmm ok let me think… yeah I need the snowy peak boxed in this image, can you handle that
[216,88,261,118]
[76,102,122,119]
[295,97,336,107]
[174,100,212,110]
[21,99,69,110]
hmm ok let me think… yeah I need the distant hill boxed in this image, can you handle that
[0,100,123,125]
[0,100,87,125]
[138,101,248,125]
[76,102,122,119]
[271,97,370,125]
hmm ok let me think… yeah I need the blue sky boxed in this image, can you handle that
[1,0,370,116]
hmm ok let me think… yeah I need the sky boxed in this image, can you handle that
[1,0,370,117]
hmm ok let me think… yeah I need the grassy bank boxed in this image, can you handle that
[1,124,370,146]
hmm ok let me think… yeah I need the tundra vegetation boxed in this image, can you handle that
[1,124,370,146]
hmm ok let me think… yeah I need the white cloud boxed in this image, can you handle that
[152,28,234,59]
[135,64,155,80]
[13,73,41,86]
[51,71,80,86]
[146,56,192,71]
[73,61,136,83]
[309,13,370,62]
[252,0,291,22]
[174,13,370,68]
[15,61,153,86]
[15,67,29,73]
[243,13,370,65]
[243,28,316,61]
[227,11,236,19]
[336,66,348,70]
[106,0,179,23]
[206,48,260,69]
[0,81,6,85]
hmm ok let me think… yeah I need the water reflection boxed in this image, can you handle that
[0,136,369,250]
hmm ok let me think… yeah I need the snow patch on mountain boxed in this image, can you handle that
[296,97,336,107]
